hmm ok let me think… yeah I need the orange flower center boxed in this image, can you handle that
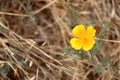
[83,38,88,44]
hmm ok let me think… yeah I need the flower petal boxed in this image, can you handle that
[72,25,86,38]
[70,38,82,50]
[82,38,95,51]
[87,25,96,38]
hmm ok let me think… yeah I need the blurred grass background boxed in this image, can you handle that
[0,0,120,80]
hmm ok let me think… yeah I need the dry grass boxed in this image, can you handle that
[0,0,120,80]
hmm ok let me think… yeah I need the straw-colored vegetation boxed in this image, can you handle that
[0,0,120,80]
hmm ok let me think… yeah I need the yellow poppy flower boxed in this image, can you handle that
[70,25,96,51]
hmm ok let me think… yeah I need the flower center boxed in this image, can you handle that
[83,38,88,44]
[84,38,87,42]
